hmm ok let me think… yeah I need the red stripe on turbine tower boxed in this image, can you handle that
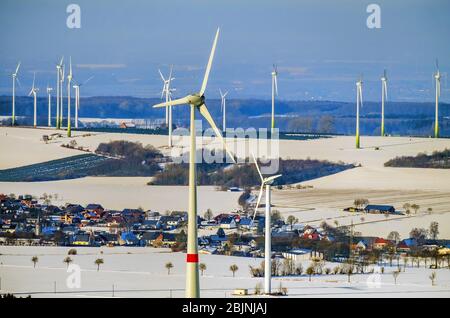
[186,254,199,263]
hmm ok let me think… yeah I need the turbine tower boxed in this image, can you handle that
[67,57,73,137]
[59,64,65,129]
[11,62,21,126]
[251,153,282,295]
[73,76,93,129]
[153,28,235,298]
[47,86,53,127]
[56,57,63,129]
[219,88,228,132]
[434,60,441,138]
[271,64,278,132]
[356,77,363,149]
[380,70,388,136]
[159,66,175,147]
[29,73,39,128]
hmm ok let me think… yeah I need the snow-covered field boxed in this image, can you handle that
[0,246,448,298]
[1,126,449,237]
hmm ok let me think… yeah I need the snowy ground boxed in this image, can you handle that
[0,246,448,298]
[1,126,450,236]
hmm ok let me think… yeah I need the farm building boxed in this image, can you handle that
[364,204,396,214]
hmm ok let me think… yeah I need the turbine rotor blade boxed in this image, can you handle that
[263,174,282,184]
[384,81,388,100]
[274,75,278,96]
[158,69,165,82]
[153,96,190,108]
[251,152,264,181]
[199,28,220,96]
[252,183,265,222]
[197,102,235,163]
[15,62,21,75]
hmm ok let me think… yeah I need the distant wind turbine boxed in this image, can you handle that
[67,57,73,137]
[159,66,175,147]
[59,63,65,129]
[380,70,388,136]
[356,76,363,149]
[29,72,39,128]
[219,88,228,132]
[11,61,21,126]
[271,64,278,132]
[55,56,64,129]
[434,59,441,138]
[251,153,282,295]
[73,76,93,129]
[46,86,53,127]
[153,28,235,298]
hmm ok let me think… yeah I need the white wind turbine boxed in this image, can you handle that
[153,28,235,298]
[380,69,388,136]
[271,64,278,132]
[67,57,73,137]
[46,86,53,127]
[73,76,93,129]
[55,56,64,129]
[29,73,39,128]
[59,63,65,129]
[11,61,21,126]
[251,153,282,295]
[355,76,363,149]
[434,59,441,138]
[158,65,175,147]
[219,88,228,132]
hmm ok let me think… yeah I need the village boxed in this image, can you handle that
[1,192,449,272]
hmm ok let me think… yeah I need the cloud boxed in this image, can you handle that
[76,64,127,69]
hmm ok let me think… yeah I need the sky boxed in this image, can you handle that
[0,0,449,102]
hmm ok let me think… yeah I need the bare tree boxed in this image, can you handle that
[429,222,439,240]
[229,264,239,277]
[429,271,436,286]
[165,262,174,275]
[31,256,39,268]
[392,270,400,285]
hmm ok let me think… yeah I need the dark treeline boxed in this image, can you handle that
[385,149,450,168]
[150,157,354,187]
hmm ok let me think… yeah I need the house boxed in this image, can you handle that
[119,231,140,246]
[238,217,253,230]
[85,204,105,216]
[151,232,177,247]
[170,211,188,222]
[72,233,94,246]
[396,241,411,253]
[158,216,181,229]
[119,122,136,129]
[282,249,323,262]
[373,237,391,249]
[364,205,396,214]
[220,216,237,229]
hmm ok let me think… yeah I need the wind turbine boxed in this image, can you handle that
[251,153,282,295]
[73,76,93,129]
[67,57,73,137]
[56,56,64,129]
[380,70,388,136]
[356,76,363,149]
[46,86,53,127]
[11,61,21,126]
[219,88,228,132]
[59,63,65,129]
[271,64,278,132]
[159,66,175,147]
[153,28,235,298]
[29,73,39,128]
[434,59,441,138]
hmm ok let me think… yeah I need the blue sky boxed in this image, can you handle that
[0,0,449,102]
